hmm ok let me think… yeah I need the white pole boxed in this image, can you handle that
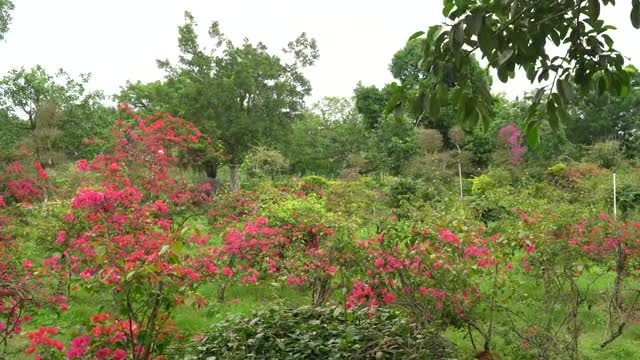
[613,172,617,221]
[458,163,463,199]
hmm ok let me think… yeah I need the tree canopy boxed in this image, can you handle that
[119,12,318,190]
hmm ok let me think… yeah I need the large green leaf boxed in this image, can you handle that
[408,31,425,41]
[557,78,576,103]
[466,12,484,36]
[546,97,559,131]
[525,121,540,147]
[497,49,514,67]
[588,0,601,21]
[632,0,640,29]
[443,0,455,17]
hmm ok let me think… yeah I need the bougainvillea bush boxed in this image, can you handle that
[13,105,227,359]
[0,158,62,358]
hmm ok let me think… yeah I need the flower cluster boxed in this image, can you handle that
[498,124,527,165]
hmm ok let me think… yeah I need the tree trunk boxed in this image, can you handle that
[312,276,331,307]
[217,283,227,303]
[203,160,218,180]
[570,275,580,360]
[230,163,240,192]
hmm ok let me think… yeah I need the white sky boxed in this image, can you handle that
[1,1,639,104]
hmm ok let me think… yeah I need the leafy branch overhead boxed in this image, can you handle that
[409,0,640,145]
[0,0,14,41]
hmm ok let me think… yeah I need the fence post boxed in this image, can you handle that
[613,172,617,221]
[458,163,463,199]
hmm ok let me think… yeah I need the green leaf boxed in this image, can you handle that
[602,34,614,49]
[619,69,631,96]
[393,103,404,118]
[469,106,480,127]
[408,31,425,42]
[557,78,576,103]
[526,121,539,148]
[549,30,561,46]
[95,245,106,257]
[497,66,509,82]
[429,92,441,118]
[557,101,571,125]
[450,23,464,50]
[497,49,514,67]
[478,102,491,130]
[509,0,520,19]
[588,0,601,21]
[596,73,608,95]
[426,25,442,45]
[443,0,455,17]
[478,24,495,54]
[546,98,559,131]
[437,82,448,102]
[466,12,483,36]
[171,241,184,254]
[184,296,195,306]
[632,0,640,29]
[525,65,537,81]
[126,270,137,281]
[538,69,549,82]
[423,25,442,61]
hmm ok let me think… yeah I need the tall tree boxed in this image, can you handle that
[0,66,113,159]
[285,97,366,175]
[116,80,182,115]
[152,11,318,190]
[0,108,29,162]
[62,101,117,160]
[311,96,359,124]
[566,66,640,154]
[354,83,390,131]
[27,102,65,166]
[0,66,99,129]
[410,0,640,145]
[366,116,418,175]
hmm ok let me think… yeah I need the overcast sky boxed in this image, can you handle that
[1,1,639,104]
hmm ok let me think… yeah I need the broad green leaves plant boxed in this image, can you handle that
[411,0,640,146]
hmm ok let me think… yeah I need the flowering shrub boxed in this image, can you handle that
[208,193,353,307]
[346,221,500,329]
[493,209,640,358]
[0,159,56,355]
[25,313,181,360]
[208,217,283,302]
[26,106,226,359]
